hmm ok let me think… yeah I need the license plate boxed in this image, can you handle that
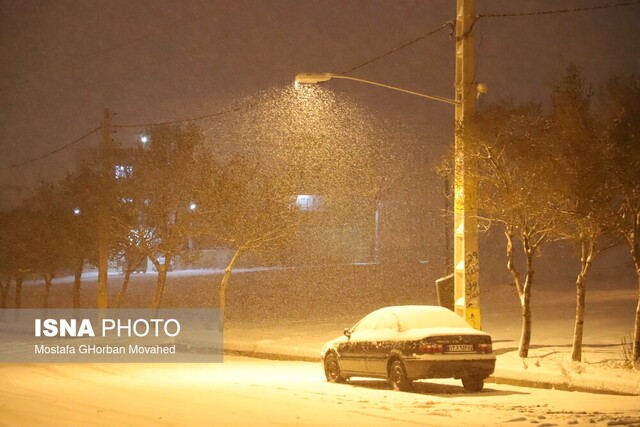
[447,344,474,353]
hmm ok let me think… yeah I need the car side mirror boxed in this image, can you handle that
[343,328,351,338]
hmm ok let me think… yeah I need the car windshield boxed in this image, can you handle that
[390,306,471,331]
[352,312,379,332]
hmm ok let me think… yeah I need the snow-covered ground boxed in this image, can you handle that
[6,265,640,400]
[1,356,639,426]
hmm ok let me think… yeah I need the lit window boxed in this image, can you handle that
[115,165,134,179]
[295,195,322,211]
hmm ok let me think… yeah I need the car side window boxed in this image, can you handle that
[375,313,399,331]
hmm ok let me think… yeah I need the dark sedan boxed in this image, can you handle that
[321,305,496,392]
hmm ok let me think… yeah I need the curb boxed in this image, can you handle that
[220,342,638,396]
[486,373,637,397]
[224,348,318,363]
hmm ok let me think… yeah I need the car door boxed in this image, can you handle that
[338,312,378,375]
[365,312,399,376]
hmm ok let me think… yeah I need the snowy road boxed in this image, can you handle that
[1,356,638,426]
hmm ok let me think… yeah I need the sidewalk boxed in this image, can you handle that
[177,322,640,396]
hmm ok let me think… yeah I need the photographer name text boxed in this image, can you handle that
[34,344,176,355]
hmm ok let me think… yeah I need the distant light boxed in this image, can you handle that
[294,195,322,211]
[140,135,149,144]
[189,203,197,211]
[73,208,81,215]
[115,165,134,179]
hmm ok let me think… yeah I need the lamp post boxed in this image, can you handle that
[453,0,481,329]
[294,1,483,329]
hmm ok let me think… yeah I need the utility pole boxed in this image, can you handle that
[453,0,481,329]
[97,108,111,309]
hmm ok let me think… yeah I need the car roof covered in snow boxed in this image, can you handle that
[371,305,472,331]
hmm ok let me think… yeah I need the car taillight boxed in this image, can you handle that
[418,343,444,354]
[476,342,492,353]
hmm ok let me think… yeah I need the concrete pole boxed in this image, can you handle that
[453,0,481,329]
[97,108,111,309]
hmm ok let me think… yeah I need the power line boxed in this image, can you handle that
[113,93,280,129]
[3,126,101,170]
[340,19,455,75]
[478,0,640,19]
[342,1,640,74]
[455,1,640,40]
[6,1,639,170]
[4,91,283,170]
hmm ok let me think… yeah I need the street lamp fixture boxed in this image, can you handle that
[294,73,461,106]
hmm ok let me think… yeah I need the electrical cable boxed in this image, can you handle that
[3,91,283,170]
[5,1,639,169]
[113,93,280,129]
[343,1,640,73]
[478,1,640,19]
[454,1,640,40]
[340,20,455,75]
[3,126,101,170]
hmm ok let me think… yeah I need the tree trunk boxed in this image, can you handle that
[44,277,53,309]
[0,279,8,308]
[629,214,639,362]
[634,271,640,362]
[519,287,532,358]
[571,239,596,362]
[505,226,523,295]
[518,239,535,358]
[14,274,23,308]
[118,253,146,308]
[73,258,83,309]
[151,263,169,309]
[219,248,244,332]
[504,226,531,357]
[116,268,134,309]
[149,253,172,309]
[572,276,586,362]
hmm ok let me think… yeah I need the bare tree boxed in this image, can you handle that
[60,166,102,308]
[201,87,389,330]
[112,124,208,309]
[113,230,150,308]
[470,103,557,358]
[26,181,76,308]
[197,157,302,330]
[547,65,617,362]
[0,207,36,308]
[601,75,640,362]
[0,211,11,307]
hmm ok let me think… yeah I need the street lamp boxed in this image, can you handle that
[295,73,460,105]
[295,69,485,329]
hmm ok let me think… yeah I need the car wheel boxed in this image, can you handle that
[462,375,484,392]
[388,360,413,392]
[324,353,347,383]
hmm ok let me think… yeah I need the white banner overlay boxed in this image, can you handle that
[0,309,223,363]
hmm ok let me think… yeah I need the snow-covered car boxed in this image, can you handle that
[321,305,496,392]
